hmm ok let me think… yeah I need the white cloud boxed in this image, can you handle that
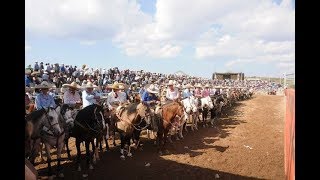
[26,0,151,40]
[26,0,295,64]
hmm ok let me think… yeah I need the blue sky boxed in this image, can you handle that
[25,0,295,78]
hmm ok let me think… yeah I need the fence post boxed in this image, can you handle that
[284,89,295,180]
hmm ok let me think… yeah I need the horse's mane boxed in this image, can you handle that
[126,103,139,115]
[60,104,72,115]
[25,109,46,124]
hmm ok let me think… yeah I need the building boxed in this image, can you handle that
[212,72,245,80]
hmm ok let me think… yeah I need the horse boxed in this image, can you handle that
[156,101,185,155]
[181,96,199,134]
[25,106,65,178]
[59,104,79,160]
[199,96,214,127]
[72,104,105,176]
[114,102,150,160]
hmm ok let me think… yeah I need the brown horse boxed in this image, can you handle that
[156,101,185,155]
[114,102,150,160]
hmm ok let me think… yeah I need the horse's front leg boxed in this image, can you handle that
[163,129,170,154]
[119,134,125,160]
[65,138,71,160]
[44,143,53,179]
[156,130,163,155]
[75,138,82,172]
[56,135,65,178]
[87,140,94,170]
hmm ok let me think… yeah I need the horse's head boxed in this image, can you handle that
[93,105,106,131]
[42,106,63,136]
[136,102,150,119]
[60,104,76,128]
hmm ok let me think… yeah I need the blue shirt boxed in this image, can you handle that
[139,88,145,97]
[142,91,157,102]
[182,89,193,99]
[35,93,56,110]
[25,75,31,87]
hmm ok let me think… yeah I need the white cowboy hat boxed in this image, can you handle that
[82,82,97,89]
[34,81,56,89]
[145,84,159,94]
[167,80,175,86]
[62,82,81,90]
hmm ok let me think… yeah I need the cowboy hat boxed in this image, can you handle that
[176,84,182,89]
[62,82,81,90]
[184,84,194,89]
[82,82,97,89]
[34,81,56,89]
[107,82,128,90]
[194,83,202,88]
[31,71,41,76]
[25,69,31,75]
[167,80,175,86]
[204,84,211,88]
[145,84,159,94]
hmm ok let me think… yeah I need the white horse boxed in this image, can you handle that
[199,96,214,126]
[181,96,199,134]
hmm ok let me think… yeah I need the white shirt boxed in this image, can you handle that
[63,89,81,105]
[166,88,180,100]
[82,90,98,109]
[106,91,127,109]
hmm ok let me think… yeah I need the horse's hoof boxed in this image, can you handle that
[96,156,100,161]
[82,174,88,178]
[120,155,125,160]
[58,173,64,178]
[158,151,163,156]
[77,166,81,172]
[89,164,94,170]
[127,152,133,157]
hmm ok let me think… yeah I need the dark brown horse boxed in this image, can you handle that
[156,101,185,155]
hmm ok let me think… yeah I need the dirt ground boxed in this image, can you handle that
[35,94,285,180]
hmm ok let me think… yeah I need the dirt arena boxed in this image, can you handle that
[35,94,285,179]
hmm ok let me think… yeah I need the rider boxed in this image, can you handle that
[34,81,57,110]
[81,82,101,109]
[201,84,211,98]
[141,84,160,106]
[106,82,129,111]
[165,80,180,102]
[182,84,194,99]
[62,82,82,109]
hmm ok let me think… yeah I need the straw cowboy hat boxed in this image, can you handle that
[34,81,56,89]
[204,84,211,88]
[25,69,31,75]
[31,71,41,76]
[194,83,202,88]
[145,84,159,94]
[62,82,81,90]
[82,82,97,89]
[184,84,194,89]
[107,82,127,90]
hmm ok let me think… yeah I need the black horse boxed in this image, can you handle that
[72,104,105,176]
